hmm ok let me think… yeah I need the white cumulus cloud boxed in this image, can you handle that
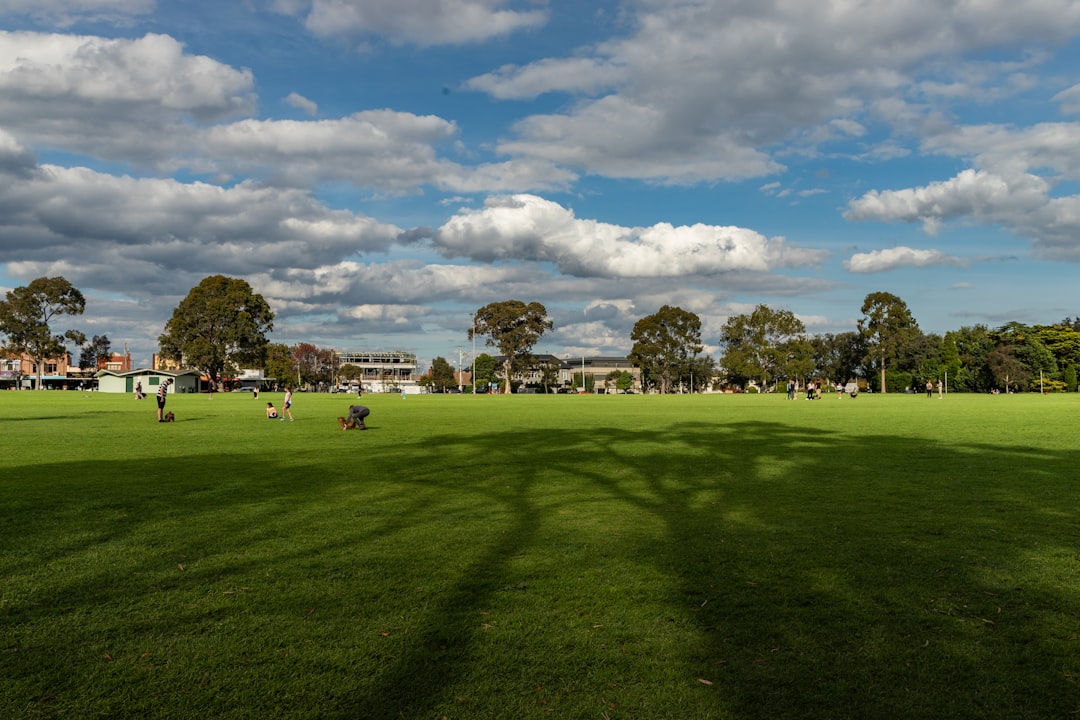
[280,0,547,46]
[434,194,826,278]
[283,92,318,115]
[0,31,254,163]
[844,247,965,273]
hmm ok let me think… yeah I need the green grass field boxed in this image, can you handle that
[2,390,1079,719]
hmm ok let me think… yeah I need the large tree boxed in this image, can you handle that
[994,322,1057,389]
[720,304,805,391]
[292,343,337,389]
[158,275,274,389]
[628,305,702,394]
[858,291,919,393]
[469,300,552,394]
[430,356,457,392]
[950,324,995,392]
[0,276,86,390]
[987,344,1029,392]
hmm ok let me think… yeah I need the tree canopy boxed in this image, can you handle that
[720,304,805,390]
[291,343,337,389]
[0,276,86,389]
[472,353,497,393]
[469,300,552,394]
[430,356,456,392]
[628,305,702,394]
[858,291,919,393]
[78,335,112,370]
[158,275,274,388]
[262,343,295,388]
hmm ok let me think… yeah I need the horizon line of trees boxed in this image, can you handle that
[4,275,1078,394]
[466,294,1080,395]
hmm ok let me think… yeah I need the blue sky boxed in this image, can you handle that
[2,0,1080,370]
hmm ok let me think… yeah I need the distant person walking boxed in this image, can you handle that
[281,386,294,421]
[156,378,174,422]
[134,380,145,400]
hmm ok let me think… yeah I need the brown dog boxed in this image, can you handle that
[337,416,358,430]
[163,411,175,422]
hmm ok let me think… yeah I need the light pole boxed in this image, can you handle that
[456,345,464,393]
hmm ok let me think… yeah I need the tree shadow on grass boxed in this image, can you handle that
[3,419,1079,719]
[339,420,1080,719]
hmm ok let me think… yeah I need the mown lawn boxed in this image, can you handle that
[2,390,1079,719]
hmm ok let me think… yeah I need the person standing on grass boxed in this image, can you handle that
[937,379,943,399]
[135,380,144,400]
[281,386,294,421]
[156,378,173,422]
[926,380,933,398]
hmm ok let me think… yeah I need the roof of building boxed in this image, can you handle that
[95,368,202,379]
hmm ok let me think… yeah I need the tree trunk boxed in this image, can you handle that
[879,352,887,394]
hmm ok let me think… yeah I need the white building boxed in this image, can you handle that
[95,368,202,394]
[337,351,418,392]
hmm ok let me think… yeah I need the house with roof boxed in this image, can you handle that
[560,356,641,392]
[95,368,201,394]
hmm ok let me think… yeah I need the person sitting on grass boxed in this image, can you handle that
[265,402,278,419]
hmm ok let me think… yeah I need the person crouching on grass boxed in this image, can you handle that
[265,402,278,419]
[340,404,370,430]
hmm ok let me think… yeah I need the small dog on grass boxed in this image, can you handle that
[163,411,176,422]
[337,416,358,430]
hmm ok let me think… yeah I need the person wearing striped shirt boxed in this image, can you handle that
[156,378,174,422]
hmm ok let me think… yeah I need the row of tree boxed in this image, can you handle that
[460,294,1080,394]
[625,293,1080,394]
[2,277,1077,394]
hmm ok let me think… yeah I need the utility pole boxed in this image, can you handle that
[456,345,465,392]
